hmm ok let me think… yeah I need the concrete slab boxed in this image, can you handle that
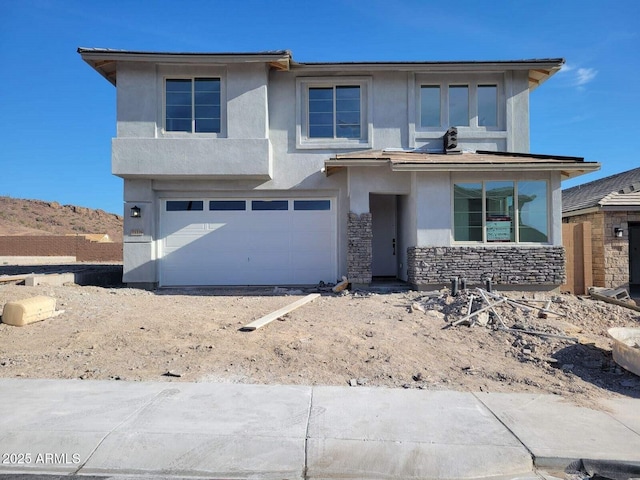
[0,430,104,475]
[0,379,168,474]
[104,382,312,436]
[24,273,75,286]
[307,386,533,479]
[600,397,640,435]
[80,382,310,478]
[0,380,311,479]
[82,431,303,479]
[0,379,167,432]
[475,392,640,469]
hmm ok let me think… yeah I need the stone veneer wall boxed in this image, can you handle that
[565,211,640,289]
[347,213,372,284]
[603,211,640,288]
[407,246,566,287]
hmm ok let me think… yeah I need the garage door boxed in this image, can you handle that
[159,198,337,286]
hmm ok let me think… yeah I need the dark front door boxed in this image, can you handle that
[370,194,397,277]
[630,223,640,294]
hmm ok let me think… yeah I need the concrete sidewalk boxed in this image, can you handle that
[0,379,638,479]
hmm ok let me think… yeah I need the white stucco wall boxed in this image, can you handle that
[113,59,545,284]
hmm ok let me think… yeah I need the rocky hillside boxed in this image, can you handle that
[0,197,123,242]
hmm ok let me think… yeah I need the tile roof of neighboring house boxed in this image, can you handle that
[562,167,640,214]
[325,150,599,179]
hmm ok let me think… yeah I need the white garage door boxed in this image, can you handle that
[159,198,337,286]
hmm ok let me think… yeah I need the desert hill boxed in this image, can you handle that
[0,197,123,242]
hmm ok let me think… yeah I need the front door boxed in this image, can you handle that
[630,223,640,294]
[370,194,397,277]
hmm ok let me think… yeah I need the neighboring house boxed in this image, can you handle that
[563,168,640,293]
[79,48,599,289]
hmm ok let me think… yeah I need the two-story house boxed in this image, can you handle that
[79,48,599,289]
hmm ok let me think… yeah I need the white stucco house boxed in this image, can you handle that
[79,48,599,289]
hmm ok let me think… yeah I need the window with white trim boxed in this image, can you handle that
[296,77,372,149]
[418,79,501,129]
[309,86,361,139]
[165,78,221,133]
[453,180,548,243]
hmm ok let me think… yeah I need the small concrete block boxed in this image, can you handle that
[1,296,57,326]
[24,273,75,287]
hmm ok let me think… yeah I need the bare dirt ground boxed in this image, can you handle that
[1,282,639,409]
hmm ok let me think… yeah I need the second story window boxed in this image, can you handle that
[296,77,372,149]
[418,81,500,129]
[448,85,469,127]
[420,86,440,127]
[309,86,361,139]
[165,78,221,133]
[477,85,497,127]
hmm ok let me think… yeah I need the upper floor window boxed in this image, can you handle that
[448,85,469,127]
[419,81,500,129]
[296,76,372,149]
[420,86,440,127]
[309,86,361,139]
[165,78,221,133]
[478,85,497,127]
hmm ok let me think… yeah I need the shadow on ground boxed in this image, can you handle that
[0,264,123,288]
[553,343,640,398]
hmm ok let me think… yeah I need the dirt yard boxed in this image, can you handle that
[1,282,639,409]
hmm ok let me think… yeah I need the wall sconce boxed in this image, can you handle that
[614,227,623,238]
[130,205,141,218]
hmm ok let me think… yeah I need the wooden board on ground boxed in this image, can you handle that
[240,293,321,331]
[590,290,640,312]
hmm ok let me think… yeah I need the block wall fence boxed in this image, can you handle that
[0,236,123,262]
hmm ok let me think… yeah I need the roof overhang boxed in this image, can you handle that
[78,48,292,86]
[79,48,563,91]
[292,58,564,91]
[325,150,600,180]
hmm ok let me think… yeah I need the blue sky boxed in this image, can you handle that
[1,0,638,215]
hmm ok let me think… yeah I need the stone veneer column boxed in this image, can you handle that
[347,212,372,284]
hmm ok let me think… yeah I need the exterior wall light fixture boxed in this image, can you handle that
[614,227,623,238]
[130,205,142,218]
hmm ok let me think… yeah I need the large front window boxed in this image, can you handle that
[308,85,361,139]
[454,181,548,243]
[165,78,221,133]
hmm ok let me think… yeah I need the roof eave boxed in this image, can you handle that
[325,158,600,179]
[389,162,598,179]
[78,48,292,85]
[292,59,564,90]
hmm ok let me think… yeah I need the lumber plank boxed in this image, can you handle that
[240,293,321,331]
[590,291,640,312]
[0,274,31,284]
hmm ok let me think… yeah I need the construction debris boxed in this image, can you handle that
[440,288,578,343]
[1,296,58,326]
[590,287,640,312]
[332,276,349,293]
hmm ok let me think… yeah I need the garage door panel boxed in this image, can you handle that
[160,198,336,286]
[291,230,333,248]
